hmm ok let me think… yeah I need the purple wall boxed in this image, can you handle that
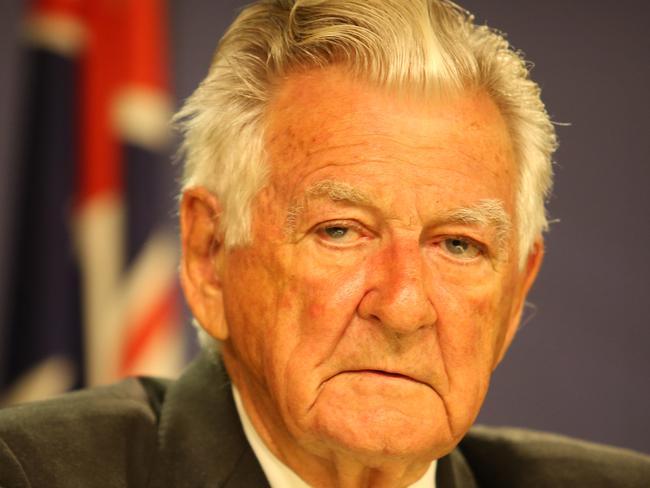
[1,0,648,454]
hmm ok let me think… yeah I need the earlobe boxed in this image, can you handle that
[494,239,545,367]
[180,187,230,341]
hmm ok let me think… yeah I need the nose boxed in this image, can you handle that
[357,238,437,335]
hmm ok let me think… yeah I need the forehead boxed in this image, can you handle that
[263,67,516,213]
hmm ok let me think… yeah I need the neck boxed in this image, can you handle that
[310,453,433,488]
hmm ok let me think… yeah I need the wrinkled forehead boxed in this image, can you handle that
[265,68,513,161]
[262,67,517,206]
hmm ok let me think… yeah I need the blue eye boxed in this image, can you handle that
[324,226,349,239]
[315,222,365,245]
[442,237,481,259]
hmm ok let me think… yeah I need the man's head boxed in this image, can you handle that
[179,0,555,484]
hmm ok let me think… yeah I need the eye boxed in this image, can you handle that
[441,237,482,260]
[315,222,365,245]
[324,226,349,239]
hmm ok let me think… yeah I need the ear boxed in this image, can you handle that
[494,239,545,367]
[180,187,229,341]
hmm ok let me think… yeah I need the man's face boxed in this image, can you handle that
[187,67,541,463]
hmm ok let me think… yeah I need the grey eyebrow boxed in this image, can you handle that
[306,180,372,205]
[285,180,372,234]
[439,199,512,254]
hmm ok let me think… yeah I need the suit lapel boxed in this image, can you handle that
[147,352,269,487]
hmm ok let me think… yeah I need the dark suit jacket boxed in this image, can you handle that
[1,353,649,487]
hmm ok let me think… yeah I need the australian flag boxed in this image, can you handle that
[1,0,185,404]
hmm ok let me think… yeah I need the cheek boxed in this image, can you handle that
[428,284,498,431]
[430,266,508,388]
[283,259,369,357]
[434,268,495,336]
[221,245,295,375]
[305,272,365,317]
[295,243,369,321]
[224,243,370,389]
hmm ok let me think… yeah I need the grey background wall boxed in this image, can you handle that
[1,0,648,454]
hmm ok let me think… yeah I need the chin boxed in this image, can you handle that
[307,400,455,463]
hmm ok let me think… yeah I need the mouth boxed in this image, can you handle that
[353,369,414,379]
[337,369,432,389]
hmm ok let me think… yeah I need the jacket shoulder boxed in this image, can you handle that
[0,377,170,488]
[460,425,650,488]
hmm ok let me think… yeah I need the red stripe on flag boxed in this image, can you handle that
[118,285,179,376]
[123,0,169,91]
[76,1,123,205]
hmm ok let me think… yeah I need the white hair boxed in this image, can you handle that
[177,0,556,265]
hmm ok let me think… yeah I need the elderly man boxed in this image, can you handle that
[1,0,649,487]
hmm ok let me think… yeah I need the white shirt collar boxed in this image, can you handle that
[232,386,437,488]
